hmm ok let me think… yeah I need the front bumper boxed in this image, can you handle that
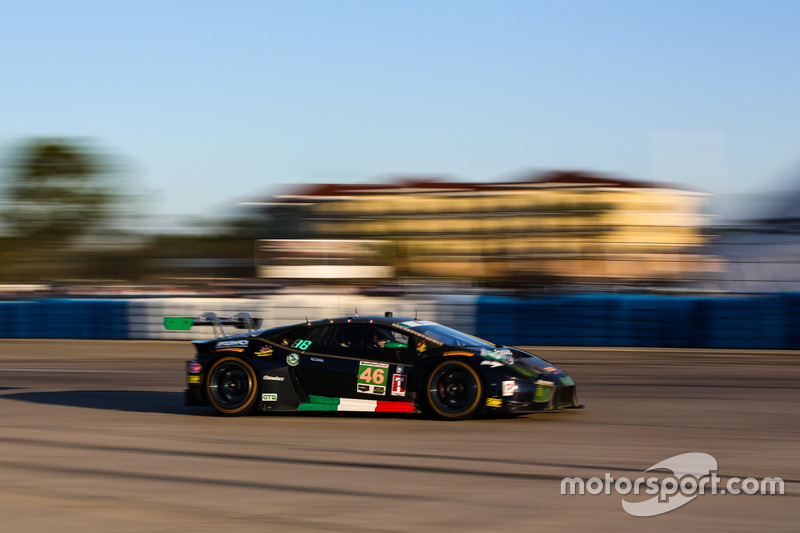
[484,376,582,414]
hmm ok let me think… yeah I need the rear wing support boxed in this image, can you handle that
[164,312,263,338]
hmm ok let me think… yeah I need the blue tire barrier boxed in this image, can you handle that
[1,294,800,349]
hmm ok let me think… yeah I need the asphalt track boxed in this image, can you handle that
[0,340,797,532]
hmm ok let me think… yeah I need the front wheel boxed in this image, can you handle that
[425,360,483,420]
[205,357,258,416]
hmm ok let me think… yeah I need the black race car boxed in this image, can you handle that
[166,312,582,420]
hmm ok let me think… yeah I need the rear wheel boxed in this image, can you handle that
[425,360,483,420]
[205,357,258,416]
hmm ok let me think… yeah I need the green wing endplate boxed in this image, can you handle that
[164,317,195,330]
[163,312,262,332]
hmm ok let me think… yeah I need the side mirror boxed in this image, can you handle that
[384,342,408,349]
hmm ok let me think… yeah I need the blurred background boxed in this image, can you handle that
[1,137,798,298]
[2,1,800,298]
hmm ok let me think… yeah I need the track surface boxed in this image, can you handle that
[0,340,797,532]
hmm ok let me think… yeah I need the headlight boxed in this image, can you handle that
[481,348,514,365]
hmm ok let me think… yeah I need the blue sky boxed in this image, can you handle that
[2,0,799,226]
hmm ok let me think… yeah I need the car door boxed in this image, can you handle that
[273,323,349,399]
[290,323,383,399]
[325,323,419,401]
[290,323,411,400]
[277,322,396,400]
[273,322,431,402]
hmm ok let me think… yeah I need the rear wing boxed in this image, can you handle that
[164,312,262,338]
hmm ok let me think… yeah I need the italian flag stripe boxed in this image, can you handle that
[298,395,415,413]
[339,398,377,412]
[297,396,339,411]
[376,401,415,413]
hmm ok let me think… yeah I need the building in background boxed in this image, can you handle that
[249,171,720,288]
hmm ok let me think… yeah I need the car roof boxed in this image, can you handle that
[250,315,440,341]
[303,315,416,327]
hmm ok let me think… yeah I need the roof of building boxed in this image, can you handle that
[247,170,697,205]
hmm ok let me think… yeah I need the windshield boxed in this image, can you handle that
[398,320,496,348]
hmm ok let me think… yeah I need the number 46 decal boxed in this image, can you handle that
[360,366,385,385]
[357,361,389,395]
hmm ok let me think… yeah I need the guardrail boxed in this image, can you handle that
[1,293,799,350]
[475,294,800,349]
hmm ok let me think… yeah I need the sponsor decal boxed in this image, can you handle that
[444,351,473,357]
[255,346,274,357]
[286,353,299,366]
[310,357,325,362]
[485,398,502,408]
[502,380,518,397]
[391,374,407,396]
[541,366,558,373]
[216,348,244,353]
[262,375,285,382]
[217,340,249,348]
[261,393,278,402]
[187,375,201,384]
[357,361,389,395]
[396,365,404,374]
[534,380,554,402]
[480,359,503,368]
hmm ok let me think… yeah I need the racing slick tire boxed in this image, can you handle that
[205,357,259,416]
[425,360,483,420]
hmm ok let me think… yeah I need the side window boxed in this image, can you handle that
[329,324,372,352]
[266,324,333,352]
[374,327,409,351]
[326,324,431,363]
[265,325,305,347]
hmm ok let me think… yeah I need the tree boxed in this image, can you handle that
[2,139,112,245]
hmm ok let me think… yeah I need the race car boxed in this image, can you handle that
[165,312,582,420]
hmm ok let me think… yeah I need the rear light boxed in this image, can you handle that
[186,360,202,373]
